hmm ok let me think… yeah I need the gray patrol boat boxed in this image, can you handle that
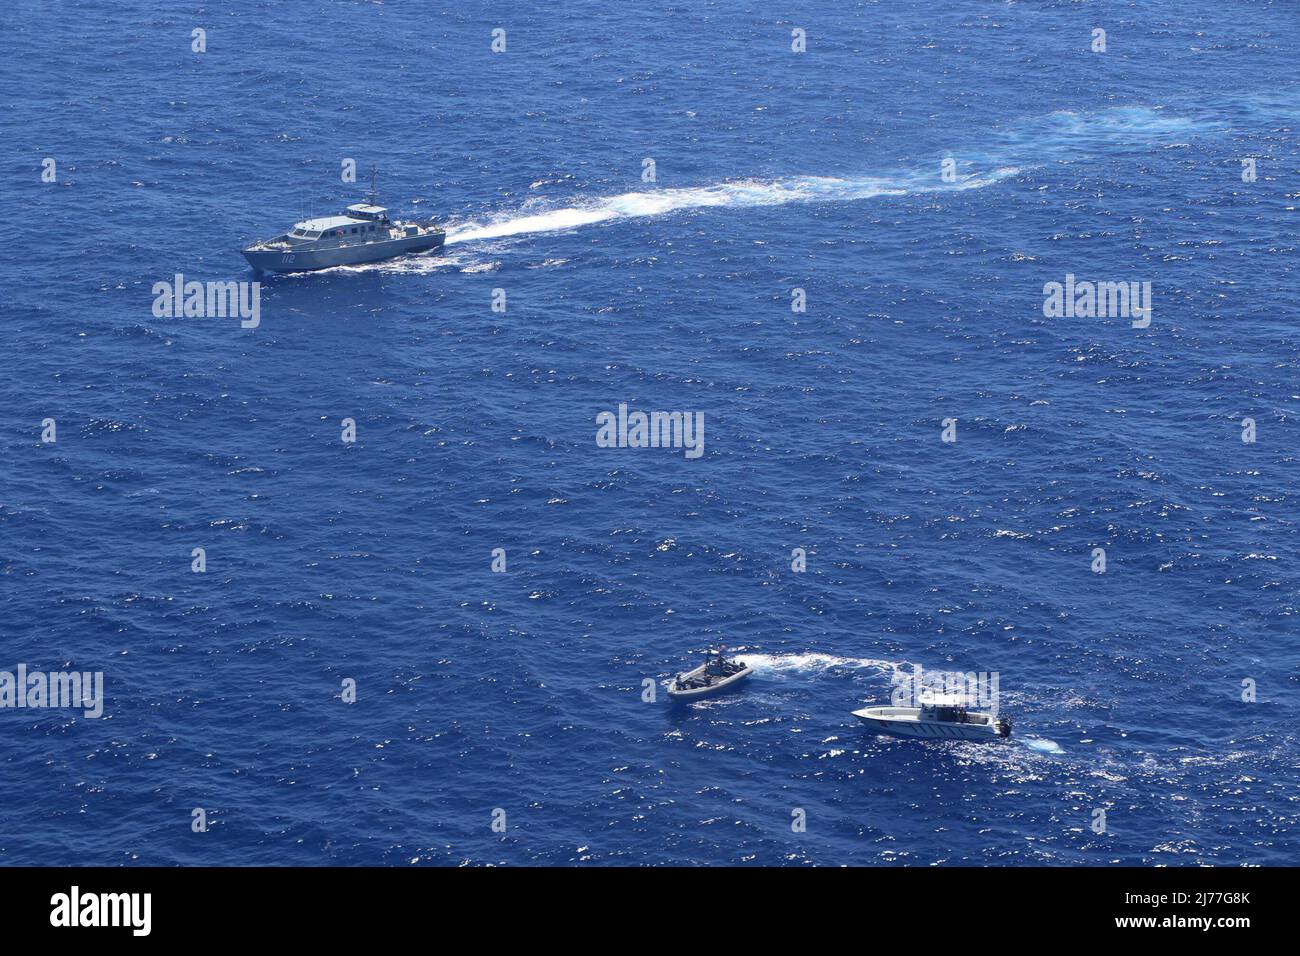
[242,175,444,274]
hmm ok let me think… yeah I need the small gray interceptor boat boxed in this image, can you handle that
[667,647,753,700]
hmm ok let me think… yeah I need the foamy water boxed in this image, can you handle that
[442,169,1018,247]
[737,650,909,679]
[1023,738,1066,755]
[435,104,1217,252]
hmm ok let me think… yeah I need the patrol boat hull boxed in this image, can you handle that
[243,231,445,274]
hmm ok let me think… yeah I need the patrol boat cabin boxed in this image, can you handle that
[241,189,445,275]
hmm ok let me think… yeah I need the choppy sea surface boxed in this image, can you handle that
[1,1,1297,865]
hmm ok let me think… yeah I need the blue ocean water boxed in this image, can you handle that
[2,1,1297,866]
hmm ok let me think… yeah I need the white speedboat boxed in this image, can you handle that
[667,649,752,700]
[852,692,1010,741]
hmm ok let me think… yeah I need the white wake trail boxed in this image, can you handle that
[439,103,1236,249]
[738,651,909,680]
[444,168,1020,246]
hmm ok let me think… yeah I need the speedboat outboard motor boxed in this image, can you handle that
[995,715,1012,738]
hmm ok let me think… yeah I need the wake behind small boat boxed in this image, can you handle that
[853,691,1011,741]
[667,647,752,700]
[241,171,444,275]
